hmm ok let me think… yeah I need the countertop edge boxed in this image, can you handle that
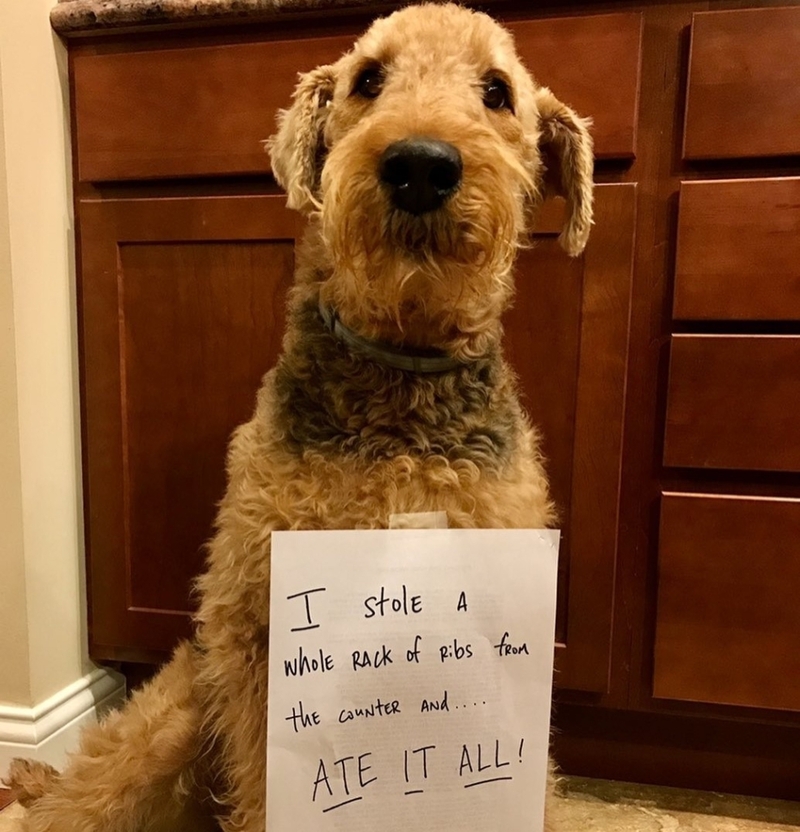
[50,0,416,36]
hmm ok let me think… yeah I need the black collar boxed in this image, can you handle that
[318,300,463,374]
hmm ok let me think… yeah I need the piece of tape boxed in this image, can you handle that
[388,511,449,529]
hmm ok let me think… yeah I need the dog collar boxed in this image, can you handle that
[318,300,463,374]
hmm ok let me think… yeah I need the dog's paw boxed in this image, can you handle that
[3,758,60,807]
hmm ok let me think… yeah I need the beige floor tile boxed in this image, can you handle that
[0,803,24,832]
[1,777,799,831]
[551,778,800,831]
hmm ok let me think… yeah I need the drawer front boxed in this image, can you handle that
[509,12,642,160]
[684,7,800,160]
[664,335,800,472]
[674,178,800,320]
[73,34,354,182]
[655,492,800,712]
[73,12,642,182]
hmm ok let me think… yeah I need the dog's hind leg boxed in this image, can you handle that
[5,642,214,832]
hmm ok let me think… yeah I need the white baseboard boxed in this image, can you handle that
[0,669,126,780]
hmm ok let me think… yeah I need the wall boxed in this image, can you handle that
[0,0,124,774]
[0,56,31,711]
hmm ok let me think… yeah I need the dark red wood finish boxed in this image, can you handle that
[509,13,643,160]
[65,0,800,800]
[72,12,642,183]
[507,184,636,694]
[79,195,298,656]
[684,7,800,160]
[72,35,354,181]
[655,492,800,712]
[674,178,800,320]
[663,335,800,473]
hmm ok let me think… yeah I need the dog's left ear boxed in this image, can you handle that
[267,65,338,214]
[535,87,594,256]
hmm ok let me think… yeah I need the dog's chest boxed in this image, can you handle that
[251,441,551,532]
[236,355,553,532]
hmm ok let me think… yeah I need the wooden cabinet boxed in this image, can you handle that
[59,0,800,802]
[507,185,636,694]
[655,492,800,712]
[79,195,298,659]
[683,6,800,160]
[72,35,354,181]
[664,335,800,473]
[508,14,643,160]
[674,178,800,320]
[71,12,642,182]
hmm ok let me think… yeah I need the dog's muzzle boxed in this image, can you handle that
[379,138,462,216]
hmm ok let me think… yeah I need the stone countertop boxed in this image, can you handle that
[50,0,404,35]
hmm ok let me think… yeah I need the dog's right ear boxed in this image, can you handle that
[534,87,594,257]
[267,65,338,214]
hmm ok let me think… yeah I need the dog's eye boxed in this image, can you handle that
[354,67,384,99]
[483,78,511,111]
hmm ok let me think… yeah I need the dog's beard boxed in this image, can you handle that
[319,189,524,358]
[318,132,538,358]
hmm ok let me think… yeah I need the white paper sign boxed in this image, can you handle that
[267,529,559,832]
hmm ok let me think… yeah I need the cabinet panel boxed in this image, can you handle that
[505,183,636,693]
[664,335,800,473]
[674,178,800,321]
[73,34,354,181]
[508,12,642,160]
[80,195,300,658]
[654,492,800,711]
[683,7,800,160]
[121,242,292,613]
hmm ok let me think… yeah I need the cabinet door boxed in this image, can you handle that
[504,184,636,693]
[79,194,300,661]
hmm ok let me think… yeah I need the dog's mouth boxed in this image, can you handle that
[383,210,468,258]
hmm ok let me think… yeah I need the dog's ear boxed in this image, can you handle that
[535,87,594,256]
[267,65,338,214]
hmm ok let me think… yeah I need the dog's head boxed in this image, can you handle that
[269,3,593,359]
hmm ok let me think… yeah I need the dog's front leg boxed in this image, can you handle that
[195,633,269,832]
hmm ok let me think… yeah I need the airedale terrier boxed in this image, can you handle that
[6,4,593,830]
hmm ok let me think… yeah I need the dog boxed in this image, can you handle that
[5,3,593,830]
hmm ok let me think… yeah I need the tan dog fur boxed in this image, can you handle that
[5,4,593,830]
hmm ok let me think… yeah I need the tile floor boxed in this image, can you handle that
[2,778,800,831]
[550,778,800,830]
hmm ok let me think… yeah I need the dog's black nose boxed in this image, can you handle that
[379,138,463,215]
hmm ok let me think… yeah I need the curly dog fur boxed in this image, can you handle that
[5,4,593,830]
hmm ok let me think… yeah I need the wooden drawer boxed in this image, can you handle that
[72,34,354,181]
[509,12,642,160]
[655,492,800,711]
[664,335,800,472]
[674,178,800,321]
[72,12,642,182]
[684,7,800,160]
